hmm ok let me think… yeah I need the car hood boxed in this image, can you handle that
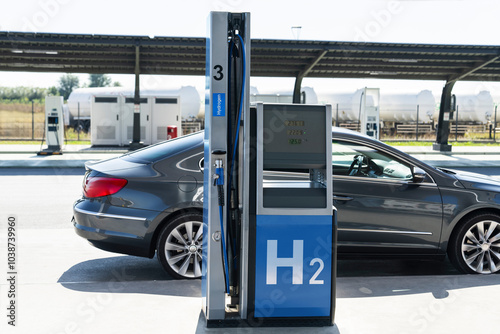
[444,168,500,192]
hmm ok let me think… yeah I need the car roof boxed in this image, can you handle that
[332,126,377,141]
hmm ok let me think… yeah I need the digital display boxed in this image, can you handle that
[287,130,305,136]
[288,139,302,145]
[285,120,305,127]
[262,104,327,165]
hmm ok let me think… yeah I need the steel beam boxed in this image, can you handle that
[293,49,328,103]
[449,54,500,83]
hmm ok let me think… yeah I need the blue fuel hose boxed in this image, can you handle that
[214,162,230,293]
[216,33,246,295]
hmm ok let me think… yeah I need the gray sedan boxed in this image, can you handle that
[73,128,500,279]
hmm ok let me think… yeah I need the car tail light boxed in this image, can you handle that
[83,176,128,198]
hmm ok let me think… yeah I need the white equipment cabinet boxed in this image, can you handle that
[122,96,149,145]
[91,95,122,146]
[90,93,182,146]
[151,96,182,142]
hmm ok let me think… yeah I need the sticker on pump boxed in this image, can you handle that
[212,93,225,117]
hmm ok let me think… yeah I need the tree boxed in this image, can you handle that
[58,74,79,100]
[112,81,122,87]
[47,86,59,96]
[88,74,112,88]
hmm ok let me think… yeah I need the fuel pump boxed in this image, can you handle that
[38,96,64,155]
[203,11,250,322]
[359,87,380,140]
[203,11,336,327]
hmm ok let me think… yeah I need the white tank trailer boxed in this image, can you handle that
[380,90,436,123]
[431,91,494,124]
[66,86,201,131]
[249,86,318,104]
[321,89,436,123]
[321,89,369,122]
[322,89,497,125]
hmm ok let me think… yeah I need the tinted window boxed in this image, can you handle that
[156,98,177,104]
[332,140,413,180]
[95,97,117,103]
[125,98,148,104]
[122,132,203,163]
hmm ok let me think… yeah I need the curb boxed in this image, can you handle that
[0,160,91,168]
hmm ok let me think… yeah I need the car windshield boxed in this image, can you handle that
[122,131,204,163]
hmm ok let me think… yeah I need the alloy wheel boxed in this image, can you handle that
[461,220,500,274]
[164,220,203,278]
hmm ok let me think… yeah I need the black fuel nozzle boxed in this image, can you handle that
[212,153,225,207]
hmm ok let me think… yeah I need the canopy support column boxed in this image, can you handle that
[433,81,455,152]
[129,44,143,150]
[292,50,328,103]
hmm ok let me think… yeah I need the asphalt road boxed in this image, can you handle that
[0,167,86,229]
[1,168,500,334]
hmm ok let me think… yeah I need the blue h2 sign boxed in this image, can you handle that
[254,215,333,318]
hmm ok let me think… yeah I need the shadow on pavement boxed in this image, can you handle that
[337,257,461,277]
[58,255,201,298]
[58,254,498,301]
[336,272,500,299]
[336,257,500,299]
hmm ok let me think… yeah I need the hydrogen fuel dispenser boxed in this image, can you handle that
[360,87,380,140]
[38,96,64,155]
[253,103,334,320]
[203,11,336,327]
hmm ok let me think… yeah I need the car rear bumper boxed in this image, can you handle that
[72,200,158,258]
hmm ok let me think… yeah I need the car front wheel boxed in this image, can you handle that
[449,213,500,274]
[157,212,203,279]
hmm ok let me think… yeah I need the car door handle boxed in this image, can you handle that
[333,195,353,202]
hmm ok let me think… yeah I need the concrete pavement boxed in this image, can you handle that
[1,228,499,334]
[1,149,500,334]
[0,144,127,168]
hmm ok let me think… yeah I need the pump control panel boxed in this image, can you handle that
[262,104,327,169]
[253,102,335,322]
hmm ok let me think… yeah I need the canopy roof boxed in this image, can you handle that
[1,31,500,83]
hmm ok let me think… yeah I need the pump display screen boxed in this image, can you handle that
[286,129,305,136]
[288,138,302,145]
[285,120,305,127]
[48,116,59,124]
[262,104,327,169]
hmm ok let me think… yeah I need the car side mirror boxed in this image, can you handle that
[412,167,427,183]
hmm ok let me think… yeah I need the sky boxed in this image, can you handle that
[2,0,500,98]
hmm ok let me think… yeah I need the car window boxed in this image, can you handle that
[332,140,413,181]
[122,132,204,163]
